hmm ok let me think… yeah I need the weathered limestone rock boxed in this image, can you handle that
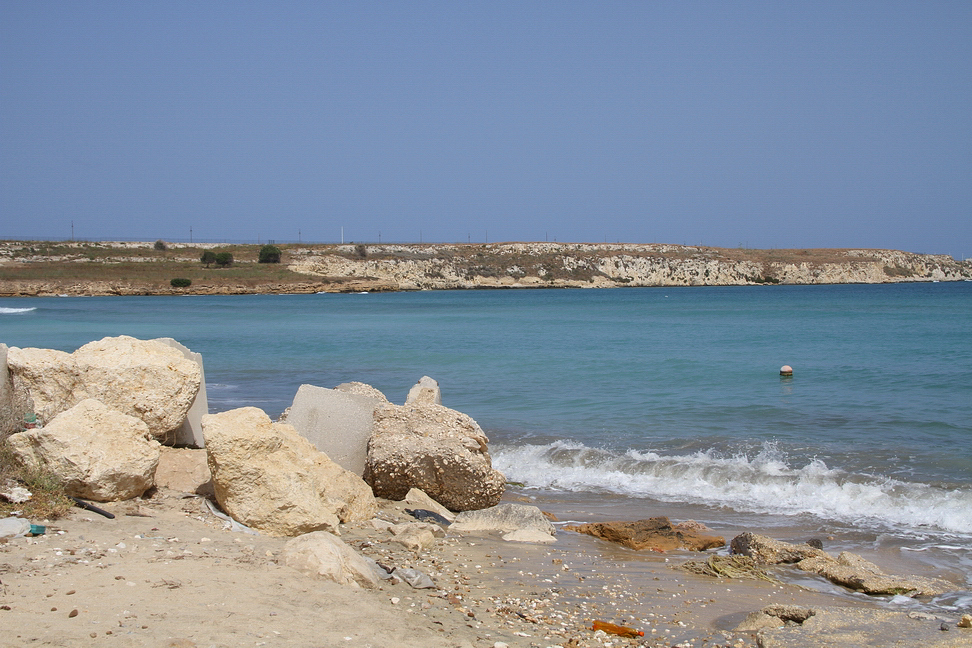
[743,606,969,648]
[6,336,201,442]
[154,447,213,496]
[153,337,208,447]
[334,381,391,403]
[404,487,456,522]
[797,551,951,596]
[730,532,828,564]
[387,523,438,551]
[405,376,441,406]
[364,401,505,512]
[731,533,953,598]
[735,605,816,632]
[283,383,385,476]
[451,503,557,543]
[202,407,378,536]
[566,517,725,552]
[6,399,160,501]
[281,531,379,588]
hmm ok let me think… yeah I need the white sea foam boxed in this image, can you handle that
[0,307,36,314]
[492,440,972,536]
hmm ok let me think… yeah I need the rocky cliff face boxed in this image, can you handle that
[1,241,968,295]
[289,243,971,290]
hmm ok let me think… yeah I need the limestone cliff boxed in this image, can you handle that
[1,241,969,296]
[288,243,971,290]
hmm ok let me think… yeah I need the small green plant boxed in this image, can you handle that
[200,250,217,267]
[259,244,281,264]
[170,277,192,288]
[0,438,73,520]
[214,252,234,268]
[154,239,167,251]
[355,244,368,258]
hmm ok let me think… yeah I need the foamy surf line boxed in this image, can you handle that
[0,306,37,314]
[492,440,972,536]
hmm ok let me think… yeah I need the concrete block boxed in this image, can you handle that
[285,384,382,476]
[153,337,208,448]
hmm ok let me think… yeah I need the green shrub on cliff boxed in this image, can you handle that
[154,239,167,251]
[215,252,233,268]
[200,250,216,267]
[170,277,192,288]
[259,244,281,264]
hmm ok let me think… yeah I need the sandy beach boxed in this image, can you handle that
[3,483,969,648]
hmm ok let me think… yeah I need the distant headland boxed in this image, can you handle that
[1,240,969,297]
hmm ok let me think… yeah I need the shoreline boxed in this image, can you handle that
[3,485,969,648]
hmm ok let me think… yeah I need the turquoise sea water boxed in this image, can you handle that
[2,283,971,601]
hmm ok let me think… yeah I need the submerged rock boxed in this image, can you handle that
[742,605,969,648]
[567,517,725,552]
[730,532,827,564]
[731,532,953,597]
[797,551,952,597]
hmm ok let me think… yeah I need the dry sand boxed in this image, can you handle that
[2,489,968,648]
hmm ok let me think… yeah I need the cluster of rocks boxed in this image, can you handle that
[1,336,566,588]
[1,335,509,521]
[730,532,953,597]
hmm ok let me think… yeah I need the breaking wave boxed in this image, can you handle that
[0,307,36,314]
[492,440,972,535]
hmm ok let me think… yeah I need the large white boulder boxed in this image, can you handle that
[6,398,160,501]
[6,336,202,443]
[281,531,380,588]
[364,401,505,512]
[202,407,378,537]
[282,383,387,476]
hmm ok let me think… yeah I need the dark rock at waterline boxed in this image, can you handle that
[406,508,451,526]
[565,517,725,552]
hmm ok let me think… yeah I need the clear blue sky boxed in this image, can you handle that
[2,2,970,258]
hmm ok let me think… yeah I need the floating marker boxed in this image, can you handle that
[780,365,793,376]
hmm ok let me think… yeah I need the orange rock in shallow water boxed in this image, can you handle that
[566,517,725,552]
[591,620,644,637]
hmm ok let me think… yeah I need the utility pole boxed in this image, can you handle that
[341,226,344,244]
[190,226,192,244]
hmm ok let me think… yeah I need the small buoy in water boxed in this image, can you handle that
[780,365,793,376]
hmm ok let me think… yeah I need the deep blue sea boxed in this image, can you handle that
[2,283,971,604]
